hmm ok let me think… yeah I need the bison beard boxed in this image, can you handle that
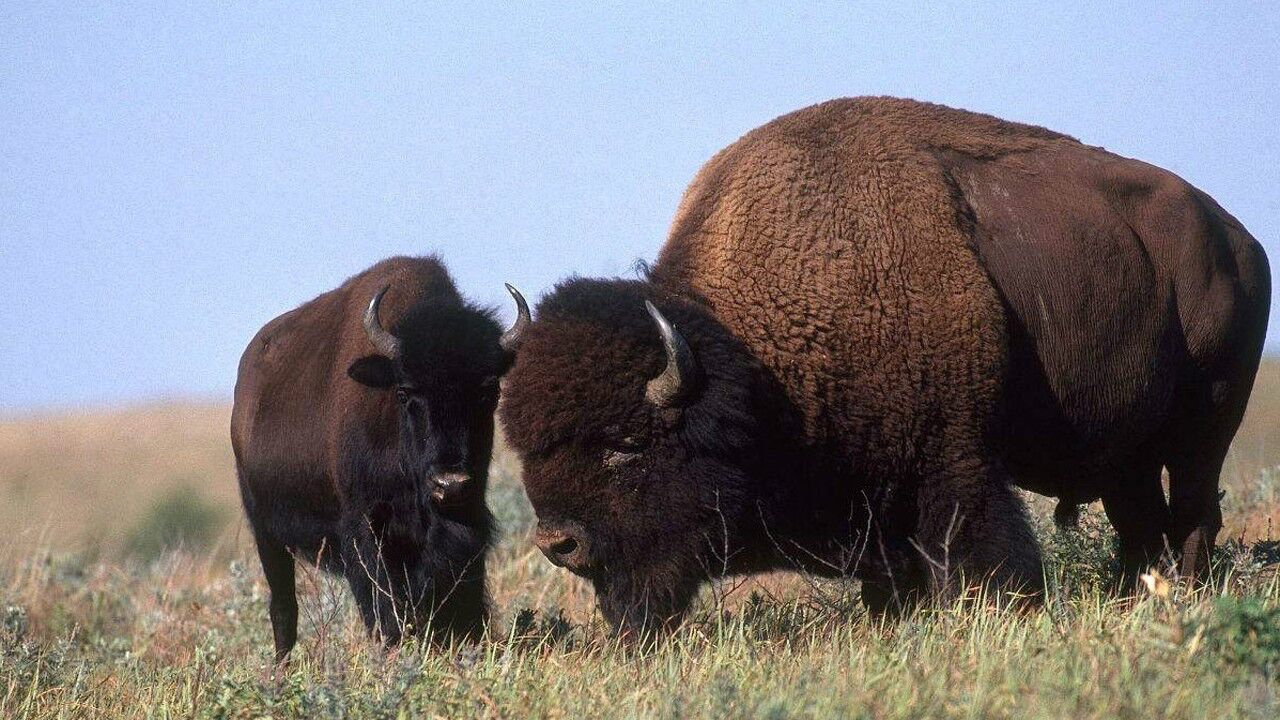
[501,97,1269,638]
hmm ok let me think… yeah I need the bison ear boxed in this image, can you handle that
[347,355,397,388]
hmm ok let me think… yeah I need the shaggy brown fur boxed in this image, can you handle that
[500,97,1271,635]
[232,256,505,660]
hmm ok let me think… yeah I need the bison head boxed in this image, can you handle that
[500,279,768,637]
[348,284,528,510]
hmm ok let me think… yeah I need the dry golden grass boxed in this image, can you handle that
[0,403,239,557]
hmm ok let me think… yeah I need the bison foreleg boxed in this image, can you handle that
[914,467,1044,604]
[422,557,488,642]
[341,532,413,646]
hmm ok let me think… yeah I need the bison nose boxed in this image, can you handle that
[535,521,592,572]
[429,472,470,504]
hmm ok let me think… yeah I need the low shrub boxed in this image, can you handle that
[123,484,225,561]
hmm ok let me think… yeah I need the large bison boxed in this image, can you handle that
[499,97,1271,635]
[232,256,528,660]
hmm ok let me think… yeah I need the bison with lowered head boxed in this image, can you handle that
[232,256,528,660]
[499,97,1271,637]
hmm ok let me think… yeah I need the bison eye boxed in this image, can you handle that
[395,388,411,405]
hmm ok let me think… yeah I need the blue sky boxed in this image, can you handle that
[2,2,1277,411]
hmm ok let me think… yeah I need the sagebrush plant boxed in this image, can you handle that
[1189,595,1280,674]
[1037,502,1122,597]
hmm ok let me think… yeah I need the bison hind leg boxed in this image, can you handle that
[1098,457,1172,590]
[254,535,298,663]
[1165,442,1229,582]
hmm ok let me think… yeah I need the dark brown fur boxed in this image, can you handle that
[232,256,503,660]
[500,97,1271,635]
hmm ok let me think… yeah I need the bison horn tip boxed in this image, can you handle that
[501,283,530,353]
[362,285,402,358]
[644,299,697,407]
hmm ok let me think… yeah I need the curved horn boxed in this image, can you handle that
[644,300,696,407]
[500,283,530,353]
[362,285,401,357]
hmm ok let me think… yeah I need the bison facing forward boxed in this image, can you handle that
[499,97,1270,636]
[232,256,527,660]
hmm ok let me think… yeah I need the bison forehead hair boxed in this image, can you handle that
[501,278,764,457]
[393,300,506,382]
[500,279,665,454]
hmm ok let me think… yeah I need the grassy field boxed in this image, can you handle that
[1,360,1279,718]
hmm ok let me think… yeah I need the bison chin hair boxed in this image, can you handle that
[584,466,754,640]
[593,567,700,641]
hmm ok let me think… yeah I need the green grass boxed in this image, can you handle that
[3,490,1280,718]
